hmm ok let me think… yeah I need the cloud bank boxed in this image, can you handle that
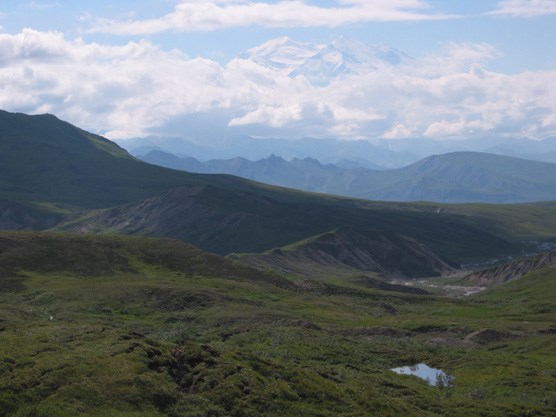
[490,0,556,17]
[90,0,455,35]
[0,29,555,141]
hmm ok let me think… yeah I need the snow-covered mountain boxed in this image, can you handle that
[238,36,412,85]
[238,37,322,72]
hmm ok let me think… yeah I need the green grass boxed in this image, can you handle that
[0,232,555,416]
[439,202,556,241]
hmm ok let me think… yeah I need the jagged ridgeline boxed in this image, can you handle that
[139,150,556,204]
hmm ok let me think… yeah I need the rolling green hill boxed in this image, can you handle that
[0,232,554,417]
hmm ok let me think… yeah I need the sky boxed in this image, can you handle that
[0,0,555,142]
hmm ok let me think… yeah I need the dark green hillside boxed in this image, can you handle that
[1,232,555,417]
[0,232,291,289]
[0,199,65,230]
[475,265,556,320]
[59,184,518,262]
[0,110,206,208]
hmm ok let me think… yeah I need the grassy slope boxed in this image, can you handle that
[0,110,212,209]
[438,202,556,244]
[0,232,554,417]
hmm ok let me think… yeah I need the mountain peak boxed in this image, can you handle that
[328,36,410,66]
[239,37,320,70]
[267,153,286,162]
[330,35,364,50]
[238,36,410,84]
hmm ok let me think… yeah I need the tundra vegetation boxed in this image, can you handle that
[0,233,554,417]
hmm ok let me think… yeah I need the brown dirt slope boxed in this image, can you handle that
[237,227,459,279]
[461,251,556,286]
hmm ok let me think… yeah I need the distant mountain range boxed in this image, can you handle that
[125,134,556,171]
[129,136,415,169]
[138,150,556,204]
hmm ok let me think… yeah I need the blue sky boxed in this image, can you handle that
[1,1,555,141]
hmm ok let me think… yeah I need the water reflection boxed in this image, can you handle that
[391,363,454,387]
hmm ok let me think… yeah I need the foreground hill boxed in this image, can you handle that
[139,150,556,204]
[0,232,292,289]
[236,227,459,279]
[0,231,554,417]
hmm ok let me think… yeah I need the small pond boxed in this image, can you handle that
[391,363,454,387]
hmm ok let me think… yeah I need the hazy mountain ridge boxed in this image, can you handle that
[125,134,556,170]
[139,150,556,204]
[130,136,415,169]
[238,36,322,71]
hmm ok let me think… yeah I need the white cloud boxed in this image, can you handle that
[383,124,415,139]
[25,1,61,9]
[0,29,555,141]
[489,0,556,17]
[89,0,455,35]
